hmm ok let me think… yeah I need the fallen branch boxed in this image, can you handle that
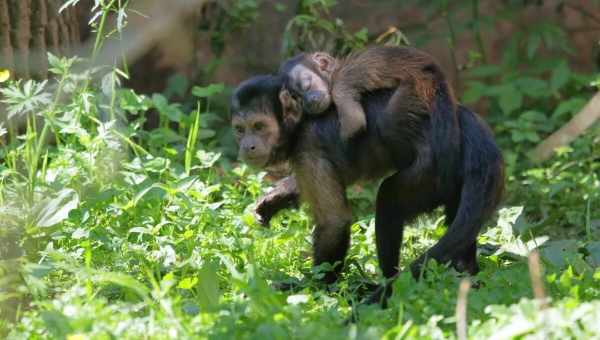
[530,92,600,163]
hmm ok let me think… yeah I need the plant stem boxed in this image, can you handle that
[93,0,117,59]
[444,6,461,91]
[472,0,487,63]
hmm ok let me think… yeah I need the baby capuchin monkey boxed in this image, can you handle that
[279,46,454,140]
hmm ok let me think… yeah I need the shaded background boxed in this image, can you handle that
[2,0,599,111]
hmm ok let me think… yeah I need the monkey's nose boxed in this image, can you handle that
[305,91,323,103]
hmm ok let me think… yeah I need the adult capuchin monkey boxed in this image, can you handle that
[230,53,504,302]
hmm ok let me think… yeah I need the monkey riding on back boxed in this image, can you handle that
[230,45,504,302]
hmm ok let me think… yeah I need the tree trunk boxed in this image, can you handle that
[0,0,88,80]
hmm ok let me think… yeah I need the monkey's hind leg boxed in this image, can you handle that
[367,172,436,305]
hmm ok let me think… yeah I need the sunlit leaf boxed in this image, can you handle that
[35,189,79,227]
[197,262,220,311]
[93,271,151,300]
[0,69,10,82]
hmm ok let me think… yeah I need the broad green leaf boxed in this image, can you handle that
[197,262,220,311]
[467,65,501,78]
[516,78,548,98]
[550,61,570,92]
[143,157,170,173]
[524,131,540,142]
[462,81,486,103]
[196,150,221,168]
[540,240,580,269]
[177,277,199,290]
[498,85,522,115]
[132,183,168,206]
[192,83,225,98]
[93,271,151,300]
[165,74,190,98]
[585,242,600,267]
[497,206,524,238]
[287,294,309,305]
[526,34,541,59]
[198,128,216,140]
[35,189,79,227]
[41,310,73,339]
[119,89,151,114]
[552,97,586,119]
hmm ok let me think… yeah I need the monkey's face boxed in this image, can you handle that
[232,112,281,168]
[285,52,335,115]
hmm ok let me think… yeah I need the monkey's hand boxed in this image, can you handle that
[254,176,299,227]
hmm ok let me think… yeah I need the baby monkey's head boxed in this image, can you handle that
[279,52,337,115]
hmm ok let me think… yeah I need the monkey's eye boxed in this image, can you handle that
[234,125,245,134]
[253,122,265,132]
[300,76,311,91]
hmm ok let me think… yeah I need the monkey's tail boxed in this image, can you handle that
[426,63,461,194]
[422,106,504,264]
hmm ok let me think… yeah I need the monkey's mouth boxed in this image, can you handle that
[302,95,331,114]
[303,99,330,115]
[241,155,269,168]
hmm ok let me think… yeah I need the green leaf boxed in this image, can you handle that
[41,310,73,339]
[526,34,541,59]
[511,130,524,142]
[585,242,600,267]
[197,262,220,311]
[462,81,486,103]
[143,157,170,173]
[196,150,221,168]
[516,78,548,98]
[0,69,10,82]
[524,131,540,142]
[198,128,216,140]
[165,74,190,99]
[119,89,151,114]
[540,240,579,269]
[177,277,199,290]
[467,65,501,78]
[192,83,225,98]
[552,97,586,119]
[550,61,571,92]
[498,85,522,115]
[35,189,79,227]
[93,271,151,300]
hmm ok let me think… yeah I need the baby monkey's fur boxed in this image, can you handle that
[279,46,456,140]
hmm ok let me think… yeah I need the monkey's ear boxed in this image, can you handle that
[312,52,335,74]
[279,89,302,128]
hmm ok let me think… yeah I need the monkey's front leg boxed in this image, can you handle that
[332,85,367,140]
[296,156,352,284]
[255,176,300,226]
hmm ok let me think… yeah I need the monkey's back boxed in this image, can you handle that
[334,46,455,110]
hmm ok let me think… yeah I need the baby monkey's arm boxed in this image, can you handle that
[331,47,406,139]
